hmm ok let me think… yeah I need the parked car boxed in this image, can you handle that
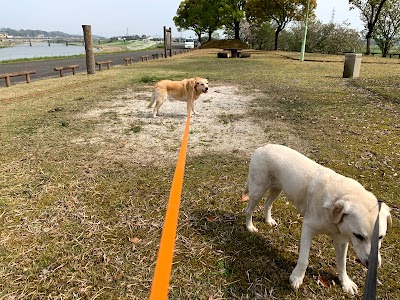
[184,38,195,49]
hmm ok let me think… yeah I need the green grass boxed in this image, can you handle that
[0,50,399,299]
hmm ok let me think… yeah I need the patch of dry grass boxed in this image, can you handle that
[1,50,399,299]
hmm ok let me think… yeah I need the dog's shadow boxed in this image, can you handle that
[189,209,341,298]
[152,112,187,119]
[133,109,187,120]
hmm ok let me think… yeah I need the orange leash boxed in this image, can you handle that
[149,112,191,300]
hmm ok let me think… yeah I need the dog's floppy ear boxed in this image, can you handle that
[387,214,393,229]
[387,213,393,229]
[380,203,392,229]
[332,199,351,224]
[190,77,201,94]
[185,78,195,91]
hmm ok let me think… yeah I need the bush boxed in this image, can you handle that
[280,21,363,54]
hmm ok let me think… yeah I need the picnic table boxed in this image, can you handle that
[223,48,242,58]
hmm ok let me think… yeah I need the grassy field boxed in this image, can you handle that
[0,50,399,299]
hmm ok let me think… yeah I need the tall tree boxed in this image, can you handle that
[372,0,400,56]
[174,0,206,41]
[349,0,388,55]
[221,0,247,39]
[246,0,317,50]
[174,0,225,41]
[241,20,276,49]
[202,0,226,41]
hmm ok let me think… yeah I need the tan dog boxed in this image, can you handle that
[147,77,209,118]
[243,144,392,295]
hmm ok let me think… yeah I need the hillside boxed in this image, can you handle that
[0,27,103,39]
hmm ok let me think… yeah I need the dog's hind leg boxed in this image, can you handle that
[264,188,281,226]
[152,91,167,118]
[245,182,269,233]
[147,91,156,108]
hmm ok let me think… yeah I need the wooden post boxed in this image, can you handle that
[163,26,167,58]
[164,26,172,58]
[82,25,95,74]
[25,73,31,83]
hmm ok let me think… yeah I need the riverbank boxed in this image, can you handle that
[96,40,163,52]
[0,40,165,64]
[0,42,87,62]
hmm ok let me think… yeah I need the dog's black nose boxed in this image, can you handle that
[205,87,208,91]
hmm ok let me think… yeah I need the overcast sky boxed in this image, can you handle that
[2,0,363,38]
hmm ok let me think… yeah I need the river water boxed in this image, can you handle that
[0,43,87,61]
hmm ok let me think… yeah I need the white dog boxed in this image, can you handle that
[242,144,392,295]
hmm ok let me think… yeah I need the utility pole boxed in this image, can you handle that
[300,0,310,62]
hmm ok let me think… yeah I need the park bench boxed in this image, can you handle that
[389,53,400,59]
[53,65,79,77]
[0,70,36,87]
[140,55,149,62]
[371,52,379,57]
[95,60,112,71]
[152,54,159,59]
[124,57,134,65]
[239,52,251,58]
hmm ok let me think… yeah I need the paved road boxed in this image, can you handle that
[0,47,185,86]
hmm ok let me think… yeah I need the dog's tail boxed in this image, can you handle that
[147,91,155,108]
[241,181,249,202]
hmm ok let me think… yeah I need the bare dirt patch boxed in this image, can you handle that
[77,86,257,163]
[76,85,305,166]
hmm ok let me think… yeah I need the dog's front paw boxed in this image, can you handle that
[341,277,358,295]
[266,218,277,227]
[290,271,305,290]
[246,224,259,233]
